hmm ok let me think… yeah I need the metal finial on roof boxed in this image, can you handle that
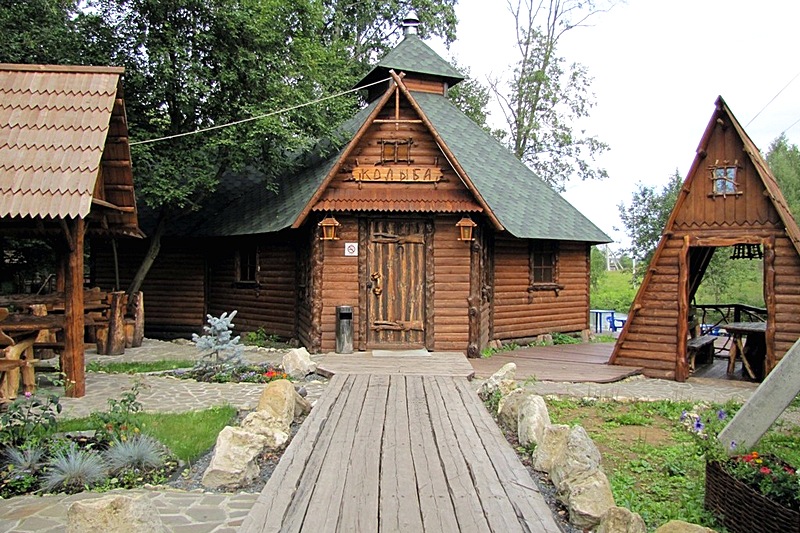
[403,9,420,36]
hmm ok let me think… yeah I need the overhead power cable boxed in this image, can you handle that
[129,77,392,146]
[745,70,800,128]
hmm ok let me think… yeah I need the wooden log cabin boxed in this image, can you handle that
[610,96,800,381]
[94,19,610,355]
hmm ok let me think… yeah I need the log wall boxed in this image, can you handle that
[433,216,471,352]
[206,236,297,339]
[92,238,205,338]
[319,217,361,353]
[492,236,589,341]
[773,234,800,357]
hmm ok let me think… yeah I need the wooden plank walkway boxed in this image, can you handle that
[317,351,475,378]
[469,343,643,383]
[241,373,560,532]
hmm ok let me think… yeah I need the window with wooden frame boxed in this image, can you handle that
[529,240,563,291]
[710,161,740,196]
[236,245,258,285]
[379,138,413,164]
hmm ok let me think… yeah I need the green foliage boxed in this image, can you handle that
[90,382,144,443]
[480,342,519,358]
[590,246,607,292]
[0,389,62,448]
[618,170,683,281]
[447,61,505,141]
[86,360,194,374]
[484,389,503,414]
[551,332,580,345]
[42,443,107,493]
[693,247,764,307]
[767,133,800,220]
[590,270,637,312]
[243,328,284,348]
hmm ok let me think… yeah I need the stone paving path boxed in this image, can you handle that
[0,488,259,533]
[0,339,787,532]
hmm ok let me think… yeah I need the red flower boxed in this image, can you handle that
[760,466,772,474]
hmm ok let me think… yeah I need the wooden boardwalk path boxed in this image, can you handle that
[470,342,642,383]
[241,372,560,532]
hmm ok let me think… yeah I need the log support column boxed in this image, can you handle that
[676,235,690,382]
[764,236,777,375]
[62,217,85,398]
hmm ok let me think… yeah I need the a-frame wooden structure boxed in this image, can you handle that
[610,96,800,381]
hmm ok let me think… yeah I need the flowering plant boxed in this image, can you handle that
[682,404,800,512]
[725,451,800,511]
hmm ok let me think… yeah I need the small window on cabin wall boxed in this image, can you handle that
[529,241,561,291]
[379,139,413,164]
[712,166,738,195]
[236,246,258,283]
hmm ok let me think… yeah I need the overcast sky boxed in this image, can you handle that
[429,0,800,249]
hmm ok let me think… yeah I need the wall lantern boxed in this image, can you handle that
[456,216,477,242]
[318,215,341,241]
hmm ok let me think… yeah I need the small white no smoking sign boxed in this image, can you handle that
[344,242,358,256]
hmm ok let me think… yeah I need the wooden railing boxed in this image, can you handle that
[693,303,767,333]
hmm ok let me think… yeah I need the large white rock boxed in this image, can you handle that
[517,395,550,448]
[240,410,290,449]
[202,426,269,489]
[654,520,716,533]
[562,470,616,530]
[478,362,516,400]
[282,347,317,379]
[497,389,528,433]
[67,495,166,533]
[533,423,570,473]
[597,506,647,533]
[550,425,602,491]
[257,379,311,429]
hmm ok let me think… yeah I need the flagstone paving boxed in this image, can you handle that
[1,339,789,532]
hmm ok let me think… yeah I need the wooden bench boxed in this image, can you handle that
[687,334,717,373]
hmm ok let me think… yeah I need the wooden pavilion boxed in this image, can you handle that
[94,19,609,355]
[610,96,800,381]
[0,64,141,397]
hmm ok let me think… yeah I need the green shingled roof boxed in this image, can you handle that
[412,91,610,243]
[185,99,380,237]
[357,34,464,89]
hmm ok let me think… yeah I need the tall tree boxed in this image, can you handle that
[491,0,611,191]
[88,0,362,297]
[618,171,682,280]
[321,0,458,68]
[767,133,800,220]
[447,62,506,140]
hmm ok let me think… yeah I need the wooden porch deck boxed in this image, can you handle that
[469,342,643,383]
[241,372,560,532]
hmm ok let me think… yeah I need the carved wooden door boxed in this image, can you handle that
[367,220,426,347]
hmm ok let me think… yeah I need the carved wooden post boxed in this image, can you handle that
[424,219,435,351]
[101,291,127,355]
[309,230,323,353]
[63,217,85,398]
[467,228,481,358]
[131,291,145,348]
[676,235,690,382]
[764,236,777,375]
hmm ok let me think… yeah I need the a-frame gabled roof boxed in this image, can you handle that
[0,63,141,236]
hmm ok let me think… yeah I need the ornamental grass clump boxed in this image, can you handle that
[42,443,106,493]
[104,434,165,475]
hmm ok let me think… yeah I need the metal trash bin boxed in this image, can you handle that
[335,305,353,354]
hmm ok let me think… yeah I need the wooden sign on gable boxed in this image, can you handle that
[352,166,443,183]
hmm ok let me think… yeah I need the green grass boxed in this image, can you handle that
[58,405,236,462]
[543,398,800,530]
[86,360,195,374]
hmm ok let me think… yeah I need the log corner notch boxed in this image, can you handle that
[62,217,86,398]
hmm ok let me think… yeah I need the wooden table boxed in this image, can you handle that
[723,321,767,381]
